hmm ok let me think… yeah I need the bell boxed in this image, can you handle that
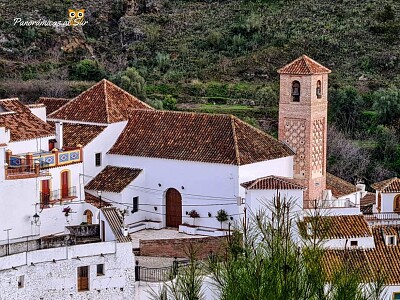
[292,87,300,96]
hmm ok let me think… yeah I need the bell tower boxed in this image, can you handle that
[277,55,331,203]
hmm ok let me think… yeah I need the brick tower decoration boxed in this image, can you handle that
[277,55,331,204]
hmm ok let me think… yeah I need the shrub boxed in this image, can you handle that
[69,59,106,81]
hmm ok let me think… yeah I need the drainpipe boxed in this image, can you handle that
[55,121,64,150]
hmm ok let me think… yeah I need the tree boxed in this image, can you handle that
[372,87,400,125]
[69,59,106,81]
[216,209,228,229]
[328,86,364,136]
[162,95,178,110]
[327,126,370,182]
[255,85,278,108]
[208,194,386,300]
[113,67,146,99]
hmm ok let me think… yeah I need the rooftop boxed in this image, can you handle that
[48,122,106,147]
[108,110,294,165]
[36,97,70,115]
[323,225,400,285]
[0,98,54,142]
[241,175,306,190]
[300,215,372,239]
[371,177,400,193]
[277,55,331,75]
[48,79,153,124]
[326,173,358,198]
[85,166,142,193]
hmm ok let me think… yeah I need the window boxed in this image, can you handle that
[95,153,101,167]
[77,266,89,291]
[386,235,397,246]
[393,292,400,300]
[97,264,104,276]
[132,196,139,213]
[394,194,400,212]
[18,275,24,288]
[316,80,322,98]
[292,81,300,102]
[350,240,358,247]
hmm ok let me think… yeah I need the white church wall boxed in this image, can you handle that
[108,154,240,229]
[82,121,127,179]
[238,156,294,197]
[0,242,135,300]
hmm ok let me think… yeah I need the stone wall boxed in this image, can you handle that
[0,242,135,300]
[139,236,228,259]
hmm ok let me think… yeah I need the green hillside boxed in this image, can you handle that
[0,0,399,183]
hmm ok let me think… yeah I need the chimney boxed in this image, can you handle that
[55,122,63,150]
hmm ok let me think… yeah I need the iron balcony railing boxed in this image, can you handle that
[135,259,189,282]
[304,198,357,209]
[40,186,77,208]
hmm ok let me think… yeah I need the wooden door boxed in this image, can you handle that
[41,180,50,207]
[61,171,69,198]
[77,266,89,291]
[166,188,182,228]
[84,210,93,224]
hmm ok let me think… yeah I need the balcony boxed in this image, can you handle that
[5,146,82,180]
[40,186,77,209]
[304,198,357,209]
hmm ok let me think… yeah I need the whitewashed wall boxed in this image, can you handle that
[381,193,400,213]
[0,242,135,300]
[108,155,240,229]
[7,136,55,154]
[81,121,127,178]
[28,106,46,122]
[321,237,375,249]
[245,189,304,217]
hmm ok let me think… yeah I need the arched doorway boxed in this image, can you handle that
[394,194,400,212]
[84,210,93,224]
[166,188,182,228]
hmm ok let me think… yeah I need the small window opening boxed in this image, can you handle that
[132,197,139,213]
[292,81,300,102]
[350,240,358,247]
[95,153,101,167]
[316,80,322,99]
[18,275,24,288]
[97,264,104,276]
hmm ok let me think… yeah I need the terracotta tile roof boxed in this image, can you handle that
[300,215,372,239]
[108,110,294,165]
[101,207,131,243]
[48,121,105,147]
[48,79,153,124]
[360,192,376,211]
[0,98,54,142]
[371,177,400,193]
[85,165,142,193]
[84,192,112,209]
[326,173,358,198]
[241,175,306,190]
[37,97,70,115]
[322,225,400,285]
[278,55,331,75]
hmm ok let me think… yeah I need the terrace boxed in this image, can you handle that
[4,146,82,179]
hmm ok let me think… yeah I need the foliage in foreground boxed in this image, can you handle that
[148,194,386,300]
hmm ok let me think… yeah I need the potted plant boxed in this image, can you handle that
[216,209,228,229]
[62,206,72,217]
[188,209,200,226]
